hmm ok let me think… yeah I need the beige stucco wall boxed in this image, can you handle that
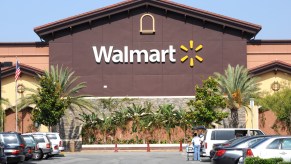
[2,74,39,109]
[257,71,291,94]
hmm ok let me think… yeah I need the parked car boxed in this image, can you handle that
[23,133,52,160]
[242,136,291,162]
[0,142,7,164]
[21,134,40,161]
[42,132,64,152]
[209,137,238,158]
[29,132,62,157]
[201,128,265,158]
[0,132,26,164]
[212,135,276,164]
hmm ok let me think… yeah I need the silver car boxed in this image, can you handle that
[30,132,63,155]
[243,136,291,162]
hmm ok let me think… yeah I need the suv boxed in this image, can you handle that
[0,142,6,164]
[201,128,265,159]
[24,133,52,160]
[21,134,39,160]
[43,132,64,152]
[0,132,26,163]
[28,132,62,157]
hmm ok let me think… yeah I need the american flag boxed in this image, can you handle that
[15,60,21,81]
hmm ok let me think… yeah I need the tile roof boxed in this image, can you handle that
[34,0,261,39]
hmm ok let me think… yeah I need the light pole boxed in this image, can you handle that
[0,62,13,132]
[250,98,254,129]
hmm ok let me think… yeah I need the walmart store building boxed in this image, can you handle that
[1,0,291,137]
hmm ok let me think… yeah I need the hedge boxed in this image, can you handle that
[245,157,291,164]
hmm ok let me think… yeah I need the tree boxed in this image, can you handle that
[20,65,94,130]
[175,108,191,142]
[146,109,164,144]
[214,64,259,128]
[98,112,116,144]
[78,112,99,144]
[258,88,291,134]
[31,75,68,129]
[0,98,10,131]
[157,104,178,143]
[187,76,228,128]
[126,103,147,134]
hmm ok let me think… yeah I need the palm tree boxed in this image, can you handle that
[214,64,259,128]
[126,103,148,142]
[175,108,191,142]
[147,111,164,144]
[98,112,115,144]
[158,104,178,143]
[0,98,10,132]
[78,112,99,144]
[19,65,94,130]
[46,65,94,110]
[112,108,129,140]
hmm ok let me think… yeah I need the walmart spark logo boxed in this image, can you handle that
[180,40,204,68]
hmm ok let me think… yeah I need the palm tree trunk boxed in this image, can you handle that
[230,108,239,128]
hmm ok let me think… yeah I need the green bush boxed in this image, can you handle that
[278,162,291,164]
[245,157,283,164]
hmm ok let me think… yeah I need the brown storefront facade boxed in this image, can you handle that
[1,0,291,136]
[34,0,261,97]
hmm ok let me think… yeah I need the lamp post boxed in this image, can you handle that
[250,98,255,129]
[0,62,13,132]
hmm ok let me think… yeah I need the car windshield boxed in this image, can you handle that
[230,136,252,146]
[249,137,270,148]
[23,136,35,144]
[47,134,57,140]
[33,135,45,143]
[1,134,19,144]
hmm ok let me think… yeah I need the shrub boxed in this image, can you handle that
[245,157,283,164]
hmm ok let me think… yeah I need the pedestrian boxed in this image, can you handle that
[191,133,201,161]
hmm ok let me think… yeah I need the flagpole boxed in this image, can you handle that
[15,58,19,133]
[15,77,18,132]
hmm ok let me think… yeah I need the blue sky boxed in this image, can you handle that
[0,0,290,42]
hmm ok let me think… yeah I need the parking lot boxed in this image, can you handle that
[22,152,212,164]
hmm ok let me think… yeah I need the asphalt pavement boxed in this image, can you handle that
[22,152,212,164]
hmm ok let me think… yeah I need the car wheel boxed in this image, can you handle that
[43,153,50,159]
[34,150,43,160]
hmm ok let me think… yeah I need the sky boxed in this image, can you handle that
[0,0,290,42]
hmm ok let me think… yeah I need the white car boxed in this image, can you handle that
[32,132,64,153]
[45,133,64,152]
[201,128,265,158]
[244,136,291,162]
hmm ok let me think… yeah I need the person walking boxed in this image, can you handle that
[191,133,201,161]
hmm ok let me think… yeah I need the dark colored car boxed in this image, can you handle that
[210,137,239,158]
[26,134,52,160]
[0,132,26,164]
[21,134,39,161]
[212,135,275,164]
[0,142,7,164]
